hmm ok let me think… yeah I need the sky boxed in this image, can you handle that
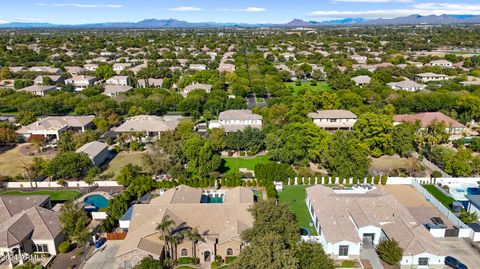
[2,0,480,24]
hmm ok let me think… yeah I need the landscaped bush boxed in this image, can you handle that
[239,151,245,156]
[254,162,295,186]
[211,261,219,269]
[374,176,380,184]
[376,239,403,265]
[366,176,373,184]
[431,171,442,178]
[58,241,72,254]
[226,256,237,263]
[177,257,199,264]
[381,175,388,185]
[340,260,356,268]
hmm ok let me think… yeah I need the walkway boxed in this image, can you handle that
[360,247,383,269]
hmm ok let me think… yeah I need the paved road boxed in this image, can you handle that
[82,241,122,269]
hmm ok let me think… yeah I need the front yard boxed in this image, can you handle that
[277,185,317,235]
[0,189,81,202]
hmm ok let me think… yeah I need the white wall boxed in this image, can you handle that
[6,180,120,189]
[401,253,445,267]
[429,228,446,238]
[92,212,108,220]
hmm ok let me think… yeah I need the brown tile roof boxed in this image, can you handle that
[393,112,464,128]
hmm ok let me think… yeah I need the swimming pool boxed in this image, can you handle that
[84,194,109,209]
[200,194,224,203]
[467,188,480,195]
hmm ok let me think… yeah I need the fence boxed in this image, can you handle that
[106,232,127,240]
[5,180,120,189]
[284,176,480,186]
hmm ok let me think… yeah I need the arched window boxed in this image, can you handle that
[226,248,233,256]
[181,248,188,257]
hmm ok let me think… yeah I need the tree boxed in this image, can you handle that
[96,65,115,80]
[47,152,93,179]
[185,227,205,259]
[0,123,17,146]
[323,131,371,179]
[156,215,190,261]
[59,201,90,244]
[376,239,403,265]
[392,123,417,157]
[354,112,394,157]
[296,242,335,269]
[116,164,142,187]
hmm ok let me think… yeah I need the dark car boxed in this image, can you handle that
[445,256,468,269]
[95,237,106,249]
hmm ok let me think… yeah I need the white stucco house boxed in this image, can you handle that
[106,76,131,86]
[17,115,95,140]
[308,110,357,130]
[305,185,446,267]
[208,110,262,132]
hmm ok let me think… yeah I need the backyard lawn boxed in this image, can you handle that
[277,185,317,235]
[0,145,50,177]
[103,152,145,177]
[221,156,271,173]
[422,184,456,209]
[0,189,81,202]
[285,81,331,96]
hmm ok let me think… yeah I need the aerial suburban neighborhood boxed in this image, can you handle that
[2,2,480,269]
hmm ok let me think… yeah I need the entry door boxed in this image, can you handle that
[204,251,211,262]
[362,233,375,248]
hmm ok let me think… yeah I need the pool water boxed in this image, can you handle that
[84,194,109,209]
[200,194,224,203]
[467,188,480,195]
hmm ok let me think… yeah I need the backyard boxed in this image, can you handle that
[220,156,271,173]
[285,81,331,96]
[0,189,81,202]
[422,184,456,209]
[0,145,55,177]
[102,152,145,177]
[277,185,317,235]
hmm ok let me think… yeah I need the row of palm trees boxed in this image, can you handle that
[156,215,205,261]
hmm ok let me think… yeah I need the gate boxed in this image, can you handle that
[445,227,459,237]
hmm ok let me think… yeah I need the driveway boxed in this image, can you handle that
[435,238,480,269]
[360,247,383,269]
[82,240,122,269]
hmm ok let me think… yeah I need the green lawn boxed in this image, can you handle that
[277,185,317,235]
[103,152,145,177]
[285,81,331,96]
[0,190,81,202]
[221,156,271,173]
[422,184,456,209]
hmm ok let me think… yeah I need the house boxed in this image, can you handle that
[0,195,64,267]
[17,115,95,140]
[182,83,212,97]
[137,78,163,88]
[115,115,182,138]
[351,55,367,64]
[459,76,480,86]
[208,110,262,132]
[65,75,97,91]
[306,185,445,267]
[217,63,236,73]
[8,67,25,73]
[113,63,133,74]
[387,79,426,92]
[28,66,62,74]
[280,52,296,61]
[189,64,207,71]
[115,185,254,268]
[0,80,15,89]
[106,76,130,86]
[351,75,371,86]
[18,85,57,96]
[83,64,99,72]
[308,110,357,130]
[415,73,450,83]
[393,112,465,136]
[429,60,453,68]
[64,66,84,76]
[76,141,109,166]
[33,75,64,85]
[103,85,133,97]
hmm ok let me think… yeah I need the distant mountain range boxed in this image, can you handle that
[1,15,480,29]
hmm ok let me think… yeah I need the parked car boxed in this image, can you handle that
[445,256,468,269]
[95,237,106,249]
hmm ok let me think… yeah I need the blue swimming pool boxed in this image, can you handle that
[84,194,109,209]
[467,188,480,195]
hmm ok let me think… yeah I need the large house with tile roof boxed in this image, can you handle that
[115,185,254,268]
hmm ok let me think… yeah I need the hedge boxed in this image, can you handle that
[58,241,72,254]
[254,162,295,186]
[177,257,200,265]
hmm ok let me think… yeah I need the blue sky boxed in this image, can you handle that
[2,0,480,24]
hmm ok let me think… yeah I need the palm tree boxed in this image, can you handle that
[185,227,205,259]
[156,215,176,259]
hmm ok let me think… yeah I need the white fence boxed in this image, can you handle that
[285,176,480,186]
[5,180,120,189]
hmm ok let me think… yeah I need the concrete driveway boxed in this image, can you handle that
[435,238,480,268]
[83,240,122,269]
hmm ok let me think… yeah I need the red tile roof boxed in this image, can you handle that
[393,112,464,128]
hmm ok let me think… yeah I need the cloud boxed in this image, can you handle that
[167,6,203,12]
[36,3,123,8]
[241,7,267,12]
[309,2,480,19]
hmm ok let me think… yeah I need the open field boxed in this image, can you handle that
[220,156,271,173]
[0,189,81,201]
[277,185,317,235]
[0,145,55,177]
[103,152,145,177]
[285,81,331,96]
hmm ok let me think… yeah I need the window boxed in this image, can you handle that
[339,245,349,256]
[33,244,49,253]
[226,248,233,256]
[181,248,188,257]
[418,258,429,266]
